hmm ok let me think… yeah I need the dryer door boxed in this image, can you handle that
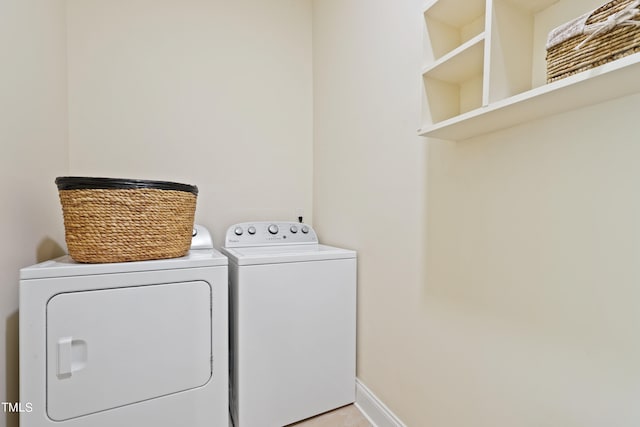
[46,281,212,421]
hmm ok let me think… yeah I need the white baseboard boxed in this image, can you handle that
[355,378,407,427]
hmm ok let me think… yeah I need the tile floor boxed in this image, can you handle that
[288,404,372,427]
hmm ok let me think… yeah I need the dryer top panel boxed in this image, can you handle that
[221,244,355,266]
[20,249,227,280]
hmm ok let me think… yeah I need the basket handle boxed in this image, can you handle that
[576,0,640,50]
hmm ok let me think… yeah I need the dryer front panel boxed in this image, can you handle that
[46,280,212,421]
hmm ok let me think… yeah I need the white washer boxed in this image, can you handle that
[221,221,357,427]
[19,225,229,427]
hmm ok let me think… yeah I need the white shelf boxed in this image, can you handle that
[420,0,636,141]
[418,53,640,140]
[422,32,485,123]
[423,0,485,61]
[507,0,560,13]
[422,33,485,83]
[423,0,485,28]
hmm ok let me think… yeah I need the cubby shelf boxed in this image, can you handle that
[423,0,485,62]
[422,33,485,83]
[423,0,485,28]
[420,0,640,141]
[419,53,640,140]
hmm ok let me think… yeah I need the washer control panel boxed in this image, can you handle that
[224,221,318,247]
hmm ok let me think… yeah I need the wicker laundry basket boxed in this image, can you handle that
[56,177,198,263]
[546,0,640,82]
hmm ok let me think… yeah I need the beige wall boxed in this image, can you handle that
[66,0,314,246]
[0,1,68,426]
[2,2,311,426]
[313,0,640,426]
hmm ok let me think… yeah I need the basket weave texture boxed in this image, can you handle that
[58,187,196,263]
[546,0,640,82]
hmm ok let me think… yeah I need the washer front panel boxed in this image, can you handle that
[229,258,357,427]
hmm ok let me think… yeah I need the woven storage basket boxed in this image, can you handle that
[546,0,640,82]
[55,177,197,263]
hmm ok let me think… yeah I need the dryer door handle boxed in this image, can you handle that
[57,337,88,379]
[57,337,73,378]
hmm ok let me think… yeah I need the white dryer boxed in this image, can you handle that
[221,221,357,427]
[19,225,229,427]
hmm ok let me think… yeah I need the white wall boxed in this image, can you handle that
[313,0,640,426]
[66,0,314,245]
[0,1,68,426]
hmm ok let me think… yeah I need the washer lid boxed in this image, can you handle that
[221,244,355,265]
[20,249,227,280]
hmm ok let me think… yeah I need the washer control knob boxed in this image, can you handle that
[247,226,256,235]
[290,225,298,234]
[268,224,279,235]
[301,225,309,234]
[234,227,243,236]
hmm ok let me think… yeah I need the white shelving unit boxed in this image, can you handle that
[420,0,640,141]
[422,0,486,123]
